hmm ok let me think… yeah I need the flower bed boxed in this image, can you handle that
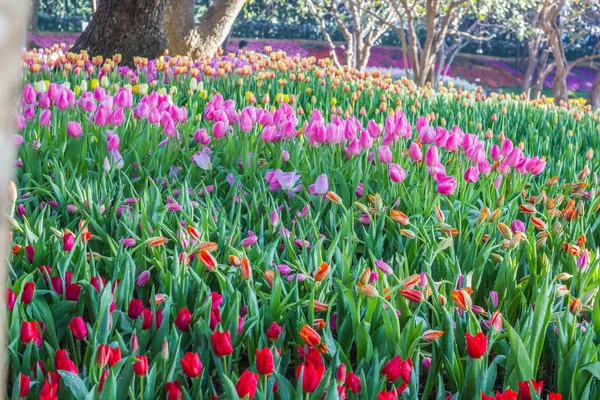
[6,47,600,400]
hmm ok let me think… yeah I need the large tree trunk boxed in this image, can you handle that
[1,0,29,395]
[164,0,246,57]
[30,0,40,32]
[588,70,600,109]
[71,0,167,65]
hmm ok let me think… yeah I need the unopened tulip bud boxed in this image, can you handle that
[555,284,569,297]
[8,181,17,203]
[569,298,582,314]
[161,339,169,361]
[422,330,444,341]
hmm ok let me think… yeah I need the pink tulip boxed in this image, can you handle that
[464,166,479,183]
[67,121,82,138]
[425,146,440,167]
[409,143,422,162]
[213,121,227,139]
[389,163,407,183]
[437,176,457,195]
[40,110,52,126]
[377,145,392,164]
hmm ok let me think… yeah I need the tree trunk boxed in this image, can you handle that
[30,0,40,32]
[71,0,167,66]
[588,70,600,109]
[0,1,30,396]
[165,0,245,58]
[551,68,568,104]
[522,36,540,96]
[164,0,195,56]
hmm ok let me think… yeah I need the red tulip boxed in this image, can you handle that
[25,245,34,263]
[491,389,518,400]
[68,317,87,340]
[266,322,283,340]
[336,363,346,382]
[51,276,63,295]
[96,344,110,367]
[142,308,153,330]
[98,370,109,393]
[21,282,35,304]
[465,332,488,359]
[378,390,397,400]
[175,308,191,331]
[133,355,148,376]
[63,231,75,251]
[210,308,221,330]
[128,298,144,319]
[20,321,39,344]
[39,372,60,400]
[19,374,30,398]
[6,288,16,311]
[165,381,182,400]
[381,356,411,383]
[256,348,274,375]
[235,370,259,399]
[549,394,562,400]
[108,346,122,367]
[55,349,79,374]
[296,361,324,393]
[517,380,543,400]
[180,352,202,378]
[211,330,233,357]
[345,372,361,394]
[65,283,81,301]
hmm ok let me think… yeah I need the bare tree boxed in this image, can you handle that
[0,0,30,395]
[539,0,600,105]
[383,0,472,87]
[307,0,395,70]
[588,68,600,109]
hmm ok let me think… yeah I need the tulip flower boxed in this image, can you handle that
[96,344,110,367]
[345,372,361,394]
[63,230,75,252]
[399,289,423,303]
[198,249,218,271]
[389,163,407,183]
[165,382,182,400]
[6,288,15,311]
[180,352,203,378]
[68,316,88,340]
[20,321,40,344]
[256,348,275,375]
[175,308,191,331]
[422,330,444,341]
[108,346,122,367]
[128,298,144,319]
[21,282,35,304]
[133,355,148,376]
[437,175,457,195]
[18,373,30,398]
[381,356,412,383]
[55,349,79,374]
[296,361,324,393]
[235,370,259,399]
[517,380,543,400]
[211,330,233,356]
[266,321,283,340]
[313,262,329,281]
[465,332,488,358]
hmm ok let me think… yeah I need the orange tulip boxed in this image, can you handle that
[451,289,472,311]
[263,270,274,288]
[198,242,218,252]
[187,225,200,240]
[146,236,166,247]
[314,262,329,282]
[326,191,342,204]
[313,300,329,312]
[299,324,327,353]
[422,330,444,341]
[530,216,547,230]
[241,257,251,280]
[198,250,217,272]
[390,210,409,225]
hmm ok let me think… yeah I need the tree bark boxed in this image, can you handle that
[71,0,167,66]
[30,0,40,32]
[0,0,30,395]
[522,36,540,96]
[588,70,600,109]
[164,0,246,57]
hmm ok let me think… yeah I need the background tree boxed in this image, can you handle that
[539,0,600,104]
[307,0,395,70]
[72,0,246,65]
[163,0,246,57]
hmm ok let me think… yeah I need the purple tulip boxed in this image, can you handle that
[309,174,329,196]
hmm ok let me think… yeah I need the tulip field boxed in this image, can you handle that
[5,44,600,400]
